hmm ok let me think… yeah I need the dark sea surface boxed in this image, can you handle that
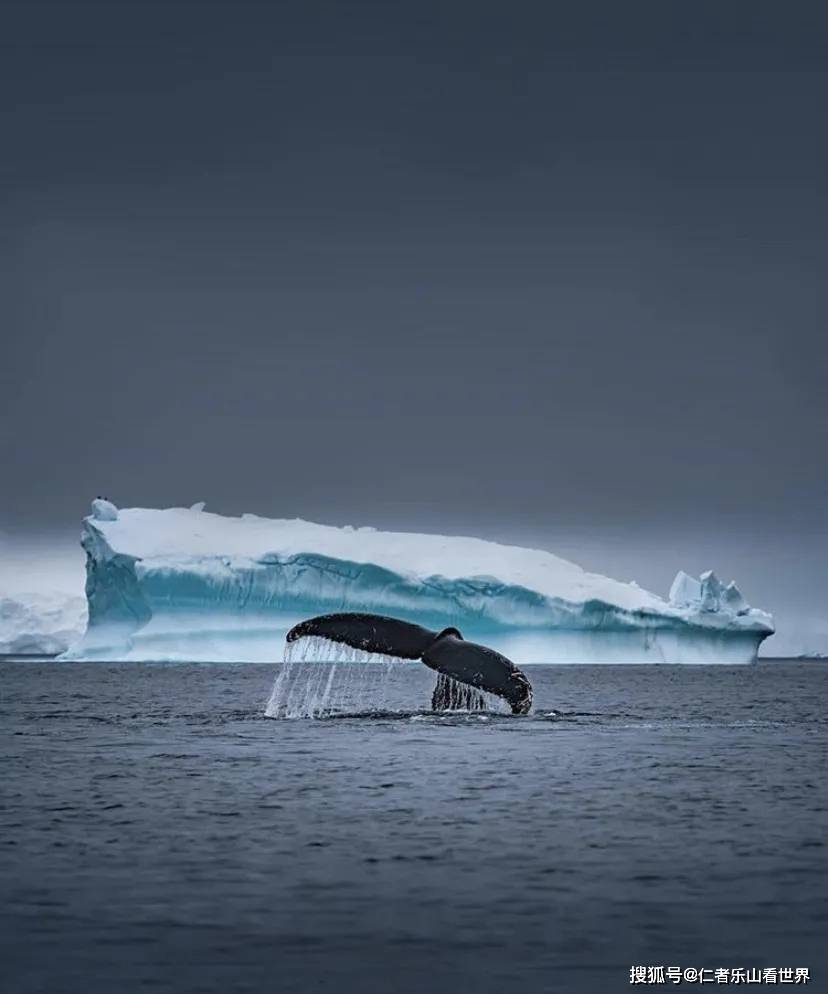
[2,660,827,994]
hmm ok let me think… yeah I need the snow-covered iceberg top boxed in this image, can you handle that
[68,499,774,663]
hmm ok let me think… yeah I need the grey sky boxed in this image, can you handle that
[1,1,826,651]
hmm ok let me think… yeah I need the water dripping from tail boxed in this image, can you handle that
[265,635,412,719]
[431,673,489,712]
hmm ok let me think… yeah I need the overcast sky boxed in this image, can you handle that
[1,1,826,651]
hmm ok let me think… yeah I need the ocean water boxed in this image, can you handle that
[2,660,827,994]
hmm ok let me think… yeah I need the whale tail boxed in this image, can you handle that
[286,612,532,715]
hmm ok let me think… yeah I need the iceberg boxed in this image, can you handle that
[0,592,87,655]
[63,500,774,663]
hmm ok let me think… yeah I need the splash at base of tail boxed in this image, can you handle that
[286,612,533,715]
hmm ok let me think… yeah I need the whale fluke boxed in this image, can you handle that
[286,612,532,715]
[421,631,532,715]
[286,612,438,659]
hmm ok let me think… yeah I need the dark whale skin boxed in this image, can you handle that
[421,632,532,715]
[286,612,532,715]
[286,612,438,659]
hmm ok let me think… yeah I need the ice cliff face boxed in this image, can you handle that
[65,500,774,663]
